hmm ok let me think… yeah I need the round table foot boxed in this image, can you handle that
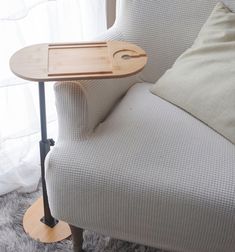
[23,197,71,243]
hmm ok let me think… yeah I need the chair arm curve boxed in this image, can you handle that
[54,27,137,141]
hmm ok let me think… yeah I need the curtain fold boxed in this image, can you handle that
[0,0,107,195]
[106,0,116,28]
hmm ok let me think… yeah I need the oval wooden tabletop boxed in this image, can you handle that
[10,41,147,82]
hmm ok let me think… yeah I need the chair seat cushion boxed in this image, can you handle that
[46,83,235,252]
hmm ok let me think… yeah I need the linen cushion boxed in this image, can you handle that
[150,2,235,144]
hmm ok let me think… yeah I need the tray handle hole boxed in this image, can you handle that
[122,55,132,60]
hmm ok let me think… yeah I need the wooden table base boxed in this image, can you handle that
[23,197,71,243]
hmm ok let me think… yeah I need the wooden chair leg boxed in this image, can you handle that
[69,225,84,252]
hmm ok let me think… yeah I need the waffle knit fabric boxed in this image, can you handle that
[46,1,235,251]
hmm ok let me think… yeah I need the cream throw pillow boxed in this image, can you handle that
[151,2,235,144]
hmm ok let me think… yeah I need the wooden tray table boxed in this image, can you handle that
[9,41,147,243]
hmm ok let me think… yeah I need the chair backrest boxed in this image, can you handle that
[114,0,235,83]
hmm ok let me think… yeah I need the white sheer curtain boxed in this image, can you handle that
[0,0,107,195]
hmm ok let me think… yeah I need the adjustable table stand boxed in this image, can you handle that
[38,81,57,227]
[9,41,147,243]
[22,81,71,243]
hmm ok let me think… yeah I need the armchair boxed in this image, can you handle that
[46,1,235,252]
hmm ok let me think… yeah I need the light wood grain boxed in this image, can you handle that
[48,42,112,76]
[23,197,71,243]
[48,41,106,47]
[10,41,147,82]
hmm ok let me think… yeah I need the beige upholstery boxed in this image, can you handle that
[46,1,235,251]
[151,2,235,144]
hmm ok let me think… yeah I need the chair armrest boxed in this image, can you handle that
[54,27,137,141]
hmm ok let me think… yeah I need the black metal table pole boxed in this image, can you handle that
[38,81,58,228]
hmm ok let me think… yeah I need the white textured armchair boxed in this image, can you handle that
[46,1,235,252]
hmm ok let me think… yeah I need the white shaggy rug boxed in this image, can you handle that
[0,187,166,252]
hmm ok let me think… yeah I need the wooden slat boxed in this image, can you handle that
[48,45,107,50]
[47,42,113,76]
[48,41,107,46]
